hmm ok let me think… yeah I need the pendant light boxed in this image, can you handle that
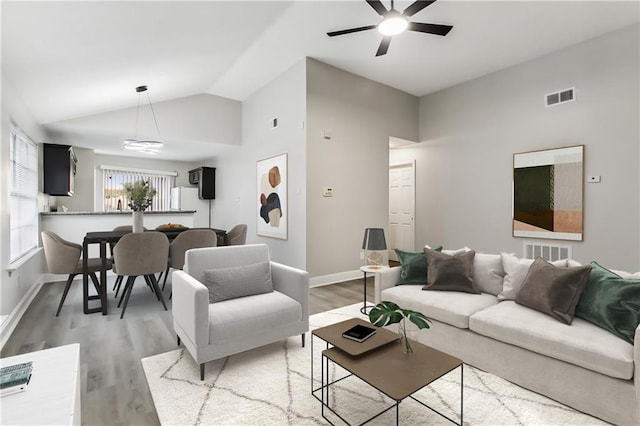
[123,85,163,154]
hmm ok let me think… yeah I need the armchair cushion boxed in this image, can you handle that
[204,261,273,303]
[208,291,302,344]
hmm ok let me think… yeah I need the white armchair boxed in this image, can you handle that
[172,244,309,380]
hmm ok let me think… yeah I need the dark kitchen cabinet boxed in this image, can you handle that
[44,144,77,196]
[188,167,215,199]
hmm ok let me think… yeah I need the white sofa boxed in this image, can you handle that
[374,253,640,425]
[172,244,309,380]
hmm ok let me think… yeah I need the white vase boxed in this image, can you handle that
[132,211,144,233]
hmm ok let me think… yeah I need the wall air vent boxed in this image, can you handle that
[545,87,575,107]
[523,241,572,262]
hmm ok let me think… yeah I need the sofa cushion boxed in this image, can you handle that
[498,253,567,301]
[381,285,497,329]
[469,301,634,380]
[473,253,505,296]
[208,290,301,344]
[204,261,273,303]
[575,261,640,344]
[395,246,442,285]
[424,249,480,294]
[515,257,591,324]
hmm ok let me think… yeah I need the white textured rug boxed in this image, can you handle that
[141,304,605,425]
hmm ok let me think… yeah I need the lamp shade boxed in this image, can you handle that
[362,228,387,250]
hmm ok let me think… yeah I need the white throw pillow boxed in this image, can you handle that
[498,253,567,301]
[611,269,640,279]
[567,259,582,267]
[473,253,505,296]
[441,246,472,256]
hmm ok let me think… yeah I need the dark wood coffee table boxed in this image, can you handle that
[312,318,463,425]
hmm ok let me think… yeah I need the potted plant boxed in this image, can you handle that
[369,301,431,354]
[123,180,156,232]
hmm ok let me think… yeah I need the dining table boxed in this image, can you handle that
[82,227,228,315]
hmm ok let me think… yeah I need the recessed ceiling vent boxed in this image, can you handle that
[545,87,575,107]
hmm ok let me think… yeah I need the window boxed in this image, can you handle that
[9,128,39,263]
[101,166,176,211]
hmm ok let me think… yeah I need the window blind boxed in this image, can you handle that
[102,167,175,211]
[9,129,39,263]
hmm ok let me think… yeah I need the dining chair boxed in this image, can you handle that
[226,224,248,246]
[41,231,112,317]
[113,231,169,319]
[111,225,147,297]
[160,229,218,291]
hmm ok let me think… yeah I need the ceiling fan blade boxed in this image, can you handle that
[408,22,453,36]
[327,25,377,37]
[375,36,392,56]
[366,0,388,16]
[403,0,436,17]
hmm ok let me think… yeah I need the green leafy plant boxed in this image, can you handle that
[123,180,156,212]
[369,301,431,354]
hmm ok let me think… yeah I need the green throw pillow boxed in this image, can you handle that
[395,246,442,285]
[575,261,640,344]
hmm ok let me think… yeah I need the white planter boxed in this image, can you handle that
[132,211,144,233]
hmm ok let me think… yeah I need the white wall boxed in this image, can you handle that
[1,77,49,316]
[44,93,242,160]
[205,59,307,269]
[93,153,201,211]
[392,24,640,271]
[306,59,419,277]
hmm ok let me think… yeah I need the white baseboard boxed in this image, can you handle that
[310,269,362,288]
[0,276,44,351]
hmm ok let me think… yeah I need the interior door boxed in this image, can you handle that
[389,162,415,261]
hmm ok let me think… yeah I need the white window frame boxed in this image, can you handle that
[100,165,176,212]
[9,128,39,263]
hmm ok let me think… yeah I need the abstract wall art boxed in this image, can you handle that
[513,145,584,241]
[257,153,288,240]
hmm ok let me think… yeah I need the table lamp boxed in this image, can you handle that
[362,228,388,268]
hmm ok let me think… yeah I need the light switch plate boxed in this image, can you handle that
[588,175,601,183]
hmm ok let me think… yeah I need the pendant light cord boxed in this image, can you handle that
[145,91,162,140]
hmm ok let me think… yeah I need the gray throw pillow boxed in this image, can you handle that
[515,257,591,324]
[204,261,273,303]
[422,248,479,294]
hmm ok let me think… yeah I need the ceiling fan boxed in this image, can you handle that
[327,0,453,57]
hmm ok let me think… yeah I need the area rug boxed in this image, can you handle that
[141,303,605,425]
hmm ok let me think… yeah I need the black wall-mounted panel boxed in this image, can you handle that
[188,167,215,199]
[44,144,76,196]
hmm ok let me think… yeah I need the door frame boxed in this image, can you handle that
[388,160,416,261]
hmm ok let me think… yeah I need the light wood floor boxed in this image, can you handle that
[1,274,375,425]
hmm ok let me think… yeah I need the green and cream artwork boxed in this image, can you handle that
[513,145,584,241]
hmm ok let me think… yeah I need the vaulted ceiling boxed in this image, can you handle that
[2,1,638,160]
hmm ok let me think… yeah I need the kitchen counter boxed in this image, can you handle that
[40,210,196,215]
[40,210,202,257]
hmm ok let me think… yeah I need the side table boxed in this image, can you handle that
[359,265,389,315]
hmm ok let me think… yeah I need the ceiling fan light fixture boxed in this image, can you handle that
[378,15,408,36]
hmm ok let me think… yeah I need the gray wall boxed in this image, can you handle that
[206,59,307,269]
[391,24,640,271]
[306,59,419,277]
[1,77,48,315]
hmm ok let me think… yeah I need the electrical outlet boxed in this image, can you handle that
[322,187,333,197]
[588,175,601,183]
